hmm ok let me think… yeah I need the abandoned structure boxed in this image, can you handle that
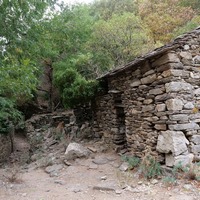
[92,26,200,166]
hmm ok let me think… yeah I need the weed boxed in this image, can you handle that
[4,165,23,183]
[184,163,200,181]
[121,155,140,169]
[140,151,161,180]
[172,162,186,178]
[162,176,177,186]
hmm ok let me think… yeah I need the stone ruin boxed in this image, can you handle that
[92,26,200,166]
[2,27,200,167]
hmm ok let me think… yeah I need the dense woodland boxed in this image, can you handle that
[1,0,200,134]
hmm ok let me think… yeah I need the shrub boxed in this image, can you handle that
[121,155,141,169]
[54,67,99,108]
[162,176,177,186]
[140,154,162,179]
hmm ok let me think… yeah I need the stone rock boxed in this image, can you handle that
[64,143,91,160]
[54,180,65,185]
[193,55,200,64]
[165,153,194,167]
[93,181,117,191]
[115,190,122,194]
[152,53,180,67]
[149,88,164,95]
[100,176,107,180]
[87,146,97,153]
[156,131,189,156]
[166,99,183,111]
[169,114,189,121]
[155,104,166,112]
[165,82,192,93]
[190,72,200,79]
[162,69,189,78]
[93,186,115,191]
[180,51,192,60]
[169,122,199,131]
[119,162,129,172]
[183,184,193,191]
[191,144,200,154]
[184,102,194,109]
[92,157,109,165]
[190,135,200,145]
[88,163,98,169]
[151,179,159,185]
[194,88,200,96]
[143,99,153,105]
[63,160,72,166]
[45,164,63,174]
[142,105,155,112]
[184,45,190,50]
[141,74,157,85]
[130,79,141,87]
[154,124,167,130]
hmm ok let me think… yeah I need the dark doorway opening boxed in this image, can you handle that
[113,92,127,147]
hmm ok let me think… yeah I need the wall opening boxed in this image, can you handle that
[112,92,127,147]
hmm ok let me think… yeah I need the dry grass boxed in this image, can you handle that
[4,165,23,184]
[184,164,200,181]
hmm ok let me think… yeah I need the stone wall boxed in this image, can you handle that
[93,29,200,165]
[26,109,93,152]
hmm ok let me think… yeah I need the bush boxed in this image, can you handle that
[140,154,162,179]
[54,67,99,108]
[0,97,22,134]
[121,155,141,169]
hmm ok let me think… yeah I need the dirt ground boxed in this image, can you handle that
[0,147,200,200]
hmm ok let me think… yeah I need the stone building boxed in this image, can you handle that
[92,27,200,166]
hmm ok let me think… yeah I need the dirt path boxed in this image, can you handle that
[0,149,200,200]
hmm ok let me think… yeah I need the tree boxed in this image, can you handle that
[179,0,200,13]
[0,0,56,50]
[138,0,195,44]
[91,0,138,20]
[89,13,154,69]
[0,0,59,129]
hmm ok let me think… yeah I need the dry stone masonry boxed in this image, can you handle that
[93,27,200,166]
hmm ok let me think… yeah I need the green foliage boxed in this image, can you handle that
[140,155,162,179]
[173,15,200,37]
[122,155,141,169]
[162,176,177,186]
[54,67,99,108]
[0,97,22,135]
[172,161,189,177]
[179,0,200,13]
[91,0,138,20]
[0,55,38,104]
[0,0,56,48]
[0,0,200,111]
[138,0,196,43]
[90,13,154,68]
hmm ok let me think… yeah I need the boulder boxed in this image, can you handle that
[165,153,194,167]
[190,135,200,145]
[156,131,189,156]
[65,142,91,160]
